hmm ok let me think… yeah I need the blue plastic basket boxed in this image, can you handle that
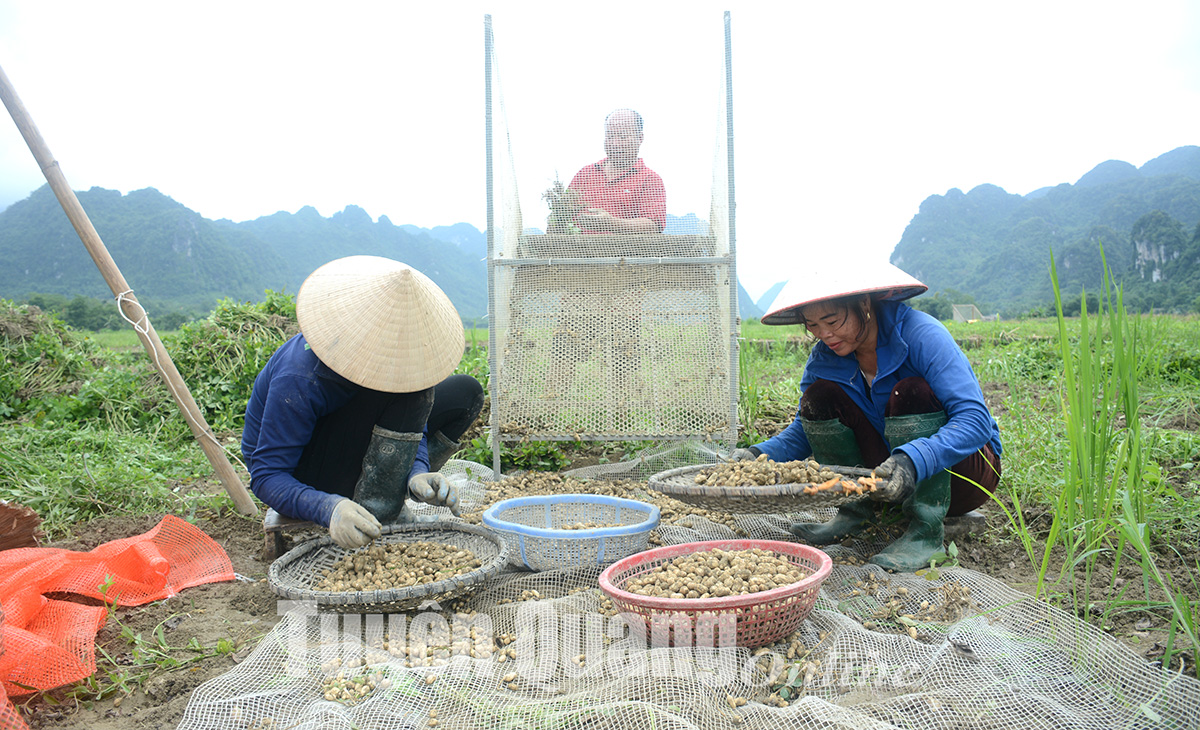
[481,494,660,571]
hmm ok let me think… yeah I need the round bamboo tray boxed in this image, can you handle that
[268,522,507,612]
[648,463,877,513]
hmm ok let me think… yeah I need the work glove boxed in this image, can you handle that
[408,472,461,517]
[730,447,759,462]
[329,498,382,549]
[870,451,918,503]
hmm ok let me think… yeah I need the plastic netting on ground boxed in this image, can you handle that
[485,16,738,454]
[177,455,1200,730]
[0,514,234,701]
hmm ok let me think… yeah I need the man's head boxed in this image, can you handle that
[604,108,643,163]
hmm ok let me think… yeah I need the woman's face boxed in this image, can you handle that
[800,300,866,356]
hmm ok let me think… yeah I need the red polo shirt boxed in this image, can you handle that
[568,158,666,233]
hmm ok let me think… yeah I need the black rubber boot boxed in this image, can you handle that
[870,412,950,572]
[352,426,421,525]
[426,430,461,474]
[789,418,875,545]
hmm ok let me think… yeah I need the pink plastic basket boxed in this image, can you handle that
[598,540,832,649]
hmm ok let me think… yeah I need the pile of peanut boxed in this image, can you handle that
[693,456,838,486]
[314,541,481,592]
[694,455,882,495]
[622,547,809,599]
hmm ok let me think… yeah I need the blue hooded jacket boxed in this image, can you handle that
[240,334,430,526]
[754,300,1001,481]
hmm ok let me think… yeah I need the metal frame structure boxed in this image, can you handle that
[484,13,739,477]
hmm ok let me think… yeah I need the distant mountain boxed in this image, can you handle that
[892,146,1200,315]
[0,186,488,318]
[1075,159,1141,189]
[1137,145,1200,178]
[228,204,487,318]
[737,284,762,320]
[755,281,786,315]
[0,186,286,312]
[401,222,486,261]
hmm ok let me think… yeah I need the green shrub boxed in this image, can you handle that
[0,301,99,419]
[166,291,298,431]
[458,436,570,472]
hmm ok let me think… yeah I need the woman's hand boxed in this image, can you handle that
[729,447,759,461]
[871,452,917,502]
[408,472,460,516]
[329,498,382,549]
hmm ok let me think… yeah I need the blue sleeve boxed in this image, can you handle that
[246,374,344,526]
[894,314,1000,482]
[408,434,430,481]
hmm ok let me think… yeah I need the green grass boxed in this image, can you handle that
[740,318,804,341]
[0,421,233,539]
[81,328,177,351]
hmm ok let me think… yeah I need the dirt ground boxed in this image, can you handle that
[10,420,1198,728]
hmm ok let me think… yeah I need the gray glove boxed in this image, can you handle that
[730,447,759,461]
[408,472,460,517]
[329,498,382,549]
[871,452,917,502]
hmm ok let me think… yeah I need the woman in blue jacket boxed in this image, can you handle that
[242,256,483,550]
[737,262,1002,572]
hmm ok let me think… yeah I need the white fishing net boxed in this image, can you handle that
[177,455,1200,730]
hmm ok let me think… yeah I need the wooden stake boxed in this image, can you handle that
[0,63,258,517]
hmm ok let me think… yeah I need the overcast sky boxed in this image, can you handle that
[2,1,1198,302]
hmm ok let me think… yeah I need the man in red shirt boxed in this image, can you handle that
[539,109,666,402]
[567,109,666,234]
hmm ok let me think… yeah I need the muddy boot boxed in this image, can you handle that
[427,430,461,473]
[352,426,421,525]
[870,412,949,572]
[789,418,876,545]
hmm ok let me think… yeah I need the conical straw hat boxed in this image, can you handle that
[296,256,465,392]
[762,261,927,326]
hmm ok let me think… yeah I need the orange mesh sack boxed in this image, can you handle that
[0,515,233,697]
[0,684,29,730]
[0,514,233,608]
[0,603,31,730]
[0,600,107,698]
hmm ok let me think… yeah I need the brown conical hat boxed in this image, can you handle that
[762,261,927,326]
[296,256,464,392]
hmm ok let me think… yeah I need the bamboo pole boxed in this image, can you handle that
[0,63,258,517]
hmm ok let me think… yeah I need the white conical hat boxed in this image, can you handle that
[296,256,465,392]
[761,261,927,326]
